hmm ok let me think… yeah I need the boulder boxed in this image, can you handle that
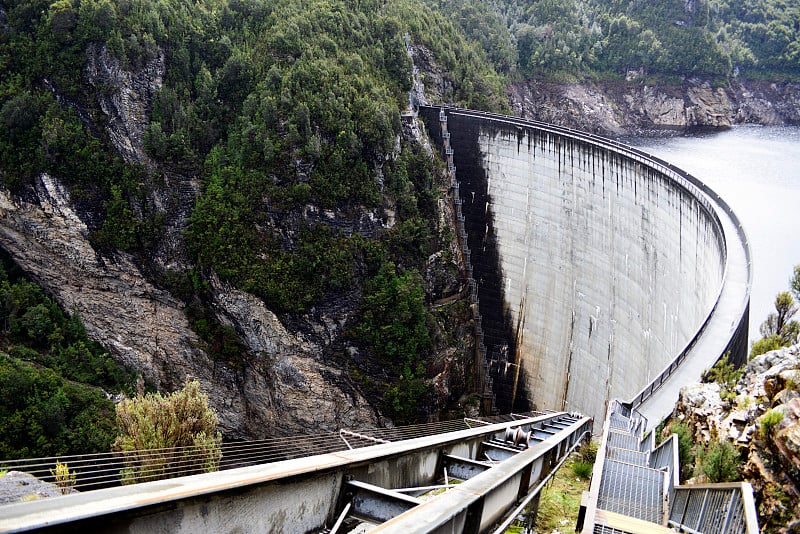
[0,471,74,504]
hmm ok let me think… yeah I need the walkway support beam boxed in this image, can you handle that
[0,413,588,533]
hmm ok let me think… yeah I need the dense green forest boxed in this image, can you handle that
[0,0,797,456]
[430,0,800,81]
[0,0,508,441]
[0,252,134,459]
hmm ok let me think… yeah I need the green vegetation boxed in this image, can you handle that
[50,461,76,495]
[113,379,221,484]
[695,439,741,483]
[668,421,696,480]
[571,460,592,479]
[664,420,742,483]
[0,355,119,459]
[0,252,133,459]
[533,451,591,533]
[751,265,800,358]
[429,0,800,82]
[759,408,784,440]
[355,262,434,424]
[703,353,743,402]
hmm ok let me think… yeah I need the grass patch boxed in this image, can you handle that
[571,460,593,479]
[534,452,592,533]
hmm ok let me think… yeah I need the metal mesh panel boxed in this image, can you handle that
[648,437,674,470]
[609,412,630,431]
[597,459,665,524]
[670,487,751,534]
[607,447,648,466]
[593,526,632,534]
[608,431,640,451]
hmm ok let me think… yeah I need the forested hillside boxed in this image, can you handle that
[431,0,800,81]
[0,0,797,456]
[0,0,509,453]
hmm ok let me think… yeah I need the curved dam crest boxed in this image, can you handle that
[420,107,751,429]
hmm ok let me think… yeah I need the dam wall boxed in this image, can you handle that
[420,107,751,428]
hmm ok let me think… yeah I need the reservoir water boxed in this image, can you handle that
[622,126,800,343]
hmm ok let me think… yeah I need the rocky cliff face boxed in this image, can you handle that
[672,345,800,531]
[509,78,800,135]
[85,43,198,272]
[0,43,391,439]
[0,170,379,438]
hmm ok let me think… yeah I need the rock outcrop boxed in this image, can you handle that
[509,78,800,135]
[85,44,164,165]
[672,345,800,531]
[0,41,386,439]
[0,471,75,504]
[86,43,198,271]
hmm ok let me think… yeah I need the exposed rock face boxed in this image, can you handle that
[210,277,379,434]
[0,172,379,438]
[509,78,800,134]
[406,43,453,107]
[85,43,197,271]
[0,471,74,504]
[672,344,800,531]
[0,173,238,433]
[85,43,164,165]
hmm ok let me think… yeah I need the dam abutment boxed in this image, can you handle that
[420,106,751,429]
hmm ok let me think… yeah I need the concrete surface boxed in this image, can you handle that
[420,107,750,431]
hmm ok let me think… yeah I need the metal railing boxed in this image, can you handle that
[0,413,544,495]
[584,402,759,533]
[669,483,759,534]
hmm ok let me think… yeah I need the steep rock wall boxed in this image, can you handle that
[0,173,378,438]
[509,79,800,135]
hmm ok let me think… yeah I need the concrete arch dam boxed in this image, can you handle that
[419,107,751,429]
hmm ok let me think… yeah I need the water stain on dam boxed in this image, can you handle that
[420,107,750,427]
[448,118,531,413]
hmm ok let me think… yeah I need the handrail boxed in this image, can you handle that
[585,401,760,533]
[669,482,759,534]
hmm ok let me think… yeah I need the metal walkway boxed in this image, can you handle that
[582,401,758,534]
[0,412,592,533]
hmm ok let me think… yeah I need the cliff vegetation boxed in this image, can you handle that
[0,0,507,446]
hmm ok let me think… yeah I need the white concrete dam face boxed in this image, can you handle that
[476,125,725,419]
[420,107,745,428]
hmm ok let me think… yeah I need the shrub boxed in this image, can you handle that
[578,440,598,464]
[696,440,740,483]
[50,461,76,495]
[113,379,221,484]
[703,353,742,400]
[760,408,784,440]
[571,460,592,479]
[667,421,695,480]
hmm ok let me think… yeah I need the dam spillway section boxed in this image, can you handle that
[419,107,751,429]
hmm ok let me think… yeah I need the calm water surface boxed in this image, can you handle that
[623,126,800,342]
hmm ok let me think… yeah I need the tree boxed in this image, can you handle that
[791,264,800,302]
[759,291,800,346]
[113,379,222,484]
[696,440,740,483]
[752,266,800,358]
